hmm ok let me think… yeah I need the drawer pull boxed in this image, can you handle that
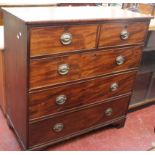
[116,55,125,65]
[120,30,129,40]
[105,108,113,116]
[53,123,64,132]
[110,82,119,92]
[60,33,72,45]
[56,95,67,105]
[58,64,69,75]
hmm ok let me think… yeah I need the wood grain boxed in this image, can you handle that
[30,25,97,57]
[3,12,28,149]
[29,95,130,147]
[29,71,136,120]
[30,46,141,90]
[99,22,148,47]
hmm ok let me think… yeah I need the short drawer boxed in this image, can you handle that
[30,25,97,57]
[29,71,136,120]
[29,95,130,147]
[30,46,141,89]
[99,22,148,47]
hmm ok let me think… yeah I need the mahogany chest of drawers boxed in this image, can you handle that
[2,7,152,150]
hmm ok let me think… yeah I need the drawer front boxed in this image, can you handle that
[29,95,130,147]
[30,25,97,57]
[30,46,141,89]
[29,72,136,120]
[99,22,148,47]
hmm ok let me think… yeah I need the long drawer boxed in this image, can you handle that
[99,22,148,47]
[30,25,97,57]
[29,95,130,147]
[29,71,136,120]
[30,46,141,89]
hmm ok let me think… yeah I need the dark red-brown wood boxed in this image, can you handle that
[30,46,141,90]
[30,25,98,57]
[99,22,148,47]
[3,12,28,149]
[29,71,136,120]
[29,95,130,147]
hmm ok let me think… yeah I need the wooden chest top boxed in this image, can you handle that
[2,6,152,24]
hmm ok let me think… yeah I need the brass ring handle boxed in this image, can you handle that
[56,95,67,105]
[53,123,64,132]
[105,108,113,116]
[116,55,125,65]
[60,33,72,45]
[110,82,119,92]
[120,30,129,40]
[58,64,69,75]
